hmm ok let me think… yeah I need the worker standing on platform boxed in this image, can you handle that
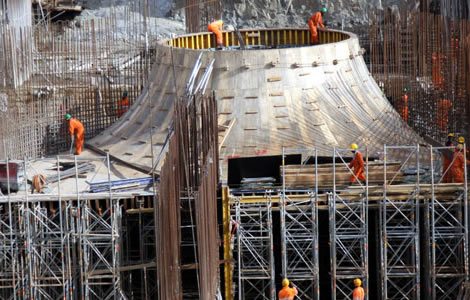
[352,278,365,300]
[349,143,366,184]
[208,19,224,50]
[278,278,298,300]
[117,91,130,118]
[452,136,466,183]
[308,7,327,45]
[442,133,455,183]
[65,113,85,155]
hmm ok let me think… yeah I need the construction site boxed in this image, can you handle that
[1,0,470,299]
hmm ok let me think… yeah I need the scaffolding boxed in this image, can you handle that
[225,144,470,299]
[280,148,319,300]
[330,147,369,300]
[0,154,150,299]
[381,145,421,299]
[427,145,469,299]
[233,192,275,300]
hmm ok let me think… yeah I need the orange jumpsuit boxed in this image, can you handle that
[436,98,452,131]
[432,52,444,89]
[278,286,298,300]
[117,96,130,117]
[398,93,409,122]
[68,118,85,155]
[349,151,366,183]
[308,12,324,45]
[442,140,454,183]
[208,20,224,47]
[452,150,465,183]
[352,286,365,300]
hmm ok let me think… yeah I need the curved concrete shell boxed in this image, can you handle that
[89,29,424,174]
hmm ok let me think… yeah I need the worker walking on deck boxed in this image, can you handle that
[352,278,365,300]
[452,136,466,183]
[65,113,85,155]
[308,7,327,45]
[278,278,298,300]
[208,19,224,49]
[442,133,455,183]
[117,91,130,118]
[349,143,366,184]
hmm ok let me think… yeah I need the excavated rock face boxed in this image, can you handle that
[223,0,420,29]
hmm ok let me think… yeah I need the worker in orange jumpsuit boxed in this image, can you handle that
[432,52,444,89]
[278,278,298,300]
[397,88,409,122]
[436,97,452,131]
[349,143,366,183]
[65,113,85,155]
[352,278,365,300]
[308,7,327,45]
[208,20,224,49]
[117,91,130,117]
[442,133,455,183]
[452,137,466,183]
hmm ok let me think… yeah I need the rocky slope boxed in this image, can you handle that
[223,0,420,29]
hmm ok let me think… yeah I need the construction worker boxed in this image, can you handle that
[278,278,298,300]
[65,113,85,155]
[31,174,46,194]
[208,19,224,49]
[442,133,455,183]
[308,7,327,45]
[352,278,365,300]
[398,88,409,122]
[349,143,366,183]
[452,136,465,183]
[432,52,444,89]
[436,97,452,131]
[117,91,130,117]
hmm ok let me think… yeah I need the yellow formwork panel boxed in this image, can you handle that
[168,29,349,49]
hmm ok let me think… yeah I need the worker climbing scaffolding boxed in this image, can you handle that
[65,113,85,155]
[308,7,327,45]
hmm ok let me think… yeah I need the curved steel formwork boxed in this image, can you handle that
[89,28,425,177]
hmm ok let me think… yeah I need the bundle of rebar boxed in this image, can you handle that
[157,74,219,298]
[46,161,95,183]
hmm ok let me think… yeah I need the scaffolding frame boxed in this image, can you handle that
[381,145,421,299]
[330,147,369,300]
[280,148,319,300]
[0,154,136,299]
[233,192,275,300]
[427,145,469,299]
